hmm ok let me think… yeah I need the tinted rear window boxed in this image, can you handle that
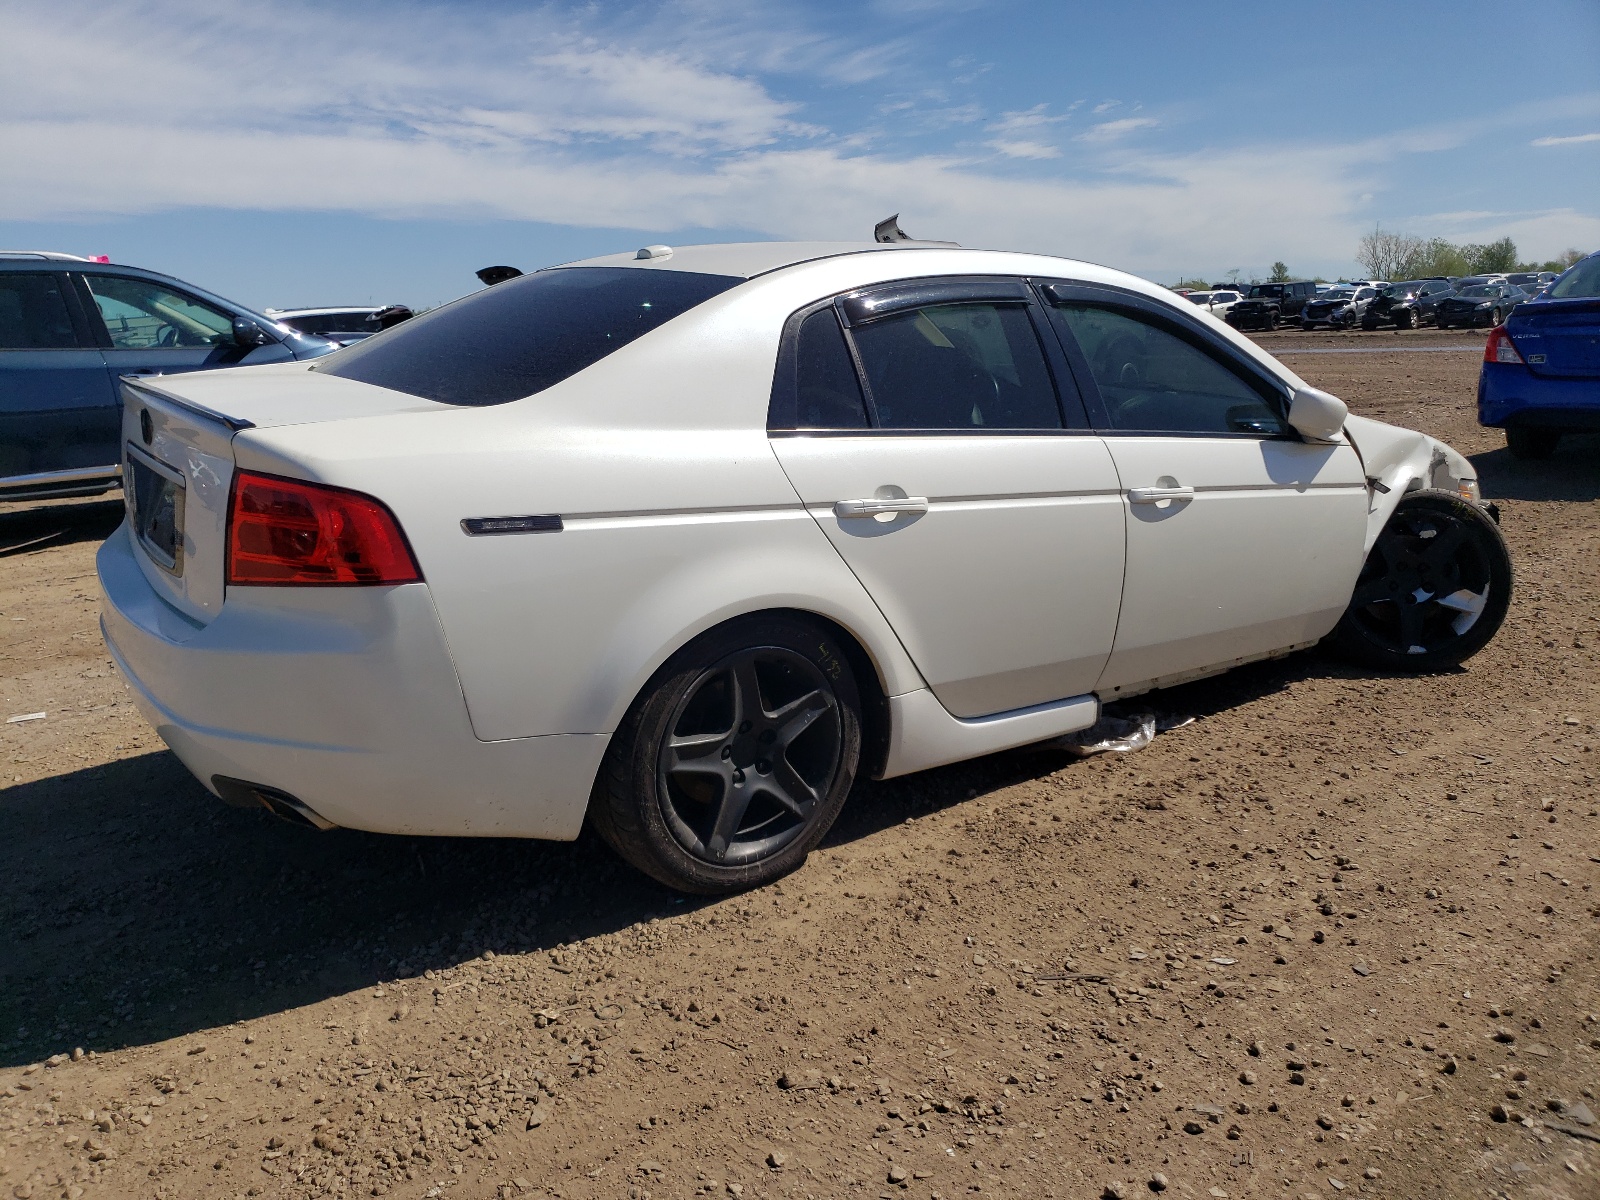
[317,267,740,405]
[0,272,80,349]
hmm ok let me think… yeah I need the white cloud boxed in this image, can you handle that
[1092,100,1120,115]
[989,140,1061,160]
[1531,132,1600,146]
[0,0,1593,280]
[985,104,1070,158]
[1076,117,1159,143]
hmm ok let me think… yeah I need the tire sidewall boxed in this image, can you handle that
[600,614,862,894]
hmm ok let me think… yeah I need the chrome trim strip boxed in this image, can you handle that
[0,463,122,492]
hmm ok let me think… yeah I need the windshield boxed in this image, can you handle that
[1548,256,1600,299]
[1458,286,1498,298]
[317,267,741,406]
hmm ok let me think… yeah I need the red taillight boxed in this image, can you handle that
[226,472,421,586]
[1484,325,1524,365]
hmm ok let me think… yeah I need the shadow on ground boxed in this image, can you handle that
[1472,435,1600,503]
[0,645,1372,1069]
[0,498,124,557]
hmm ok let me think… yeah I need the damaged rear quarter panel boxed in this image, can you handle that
[1341,414,1482,553]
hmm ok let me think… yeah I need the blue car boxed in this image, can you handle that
[0,252,336,502]
[1479,250,1600,459]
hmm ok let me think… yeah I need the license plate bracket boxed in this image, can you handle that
[126,445,186,575]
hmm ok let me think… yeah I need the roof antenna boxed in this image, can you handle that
[476,265,522,286]
[873,214,959,247]
[874,214,911,243]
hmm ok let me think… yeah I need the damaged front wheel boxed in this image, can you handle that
[1328,490,1512,672]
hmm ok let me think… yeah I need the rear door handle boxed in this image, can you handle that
[1127,486,1195,504]
[834,496,930,519]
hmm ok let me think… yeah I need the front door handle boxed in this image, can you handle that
[834,496,930,519]
[1127,485,1195,504]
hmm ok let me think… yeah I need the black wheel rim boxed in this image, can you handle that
[1347,506,1494,657]
[656,647,842,867]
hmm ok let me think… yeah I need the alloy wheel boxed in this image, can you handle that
[656,646,843,867]
[1344,506,1495,657]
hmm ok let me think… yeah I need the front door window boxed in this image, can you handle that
[85,276,234,349]
[1052,304,1286,435]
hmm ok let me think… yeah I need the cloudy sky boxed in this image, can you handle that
[2,0,1596,308]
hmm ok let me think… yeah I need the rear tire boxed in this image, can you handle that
[1398,308,1419,329]
[588,613,862,894]
[1506,426,1560,460]
[1328,490,1511,673]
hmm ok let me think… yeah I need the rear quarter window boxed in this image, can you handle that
[317,267,741,406]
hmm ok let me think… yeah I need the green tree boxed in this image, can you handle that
[1269,261,1291,282]
[1403,238,1471,279]
[1465,237,1518,274]
[1172,278,1211,291]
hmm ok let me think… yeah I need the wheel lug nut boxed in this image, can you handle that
[732,769,745,784]
[757,760,770,773]
[720,746,731,758]
[739,721,752,733]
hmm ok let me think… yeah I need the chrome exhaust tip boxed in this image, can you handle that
[212,776,338,831]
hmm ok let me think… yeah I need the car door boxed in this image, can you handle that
[0,270,117,483]
[1040,282,1369,697]
[767,278,1127,719]
[75,273,291,387]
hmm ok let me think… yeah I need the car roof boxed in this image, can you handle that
[0,250,97,262]
[553,241,962,279]
[266,307,382,317]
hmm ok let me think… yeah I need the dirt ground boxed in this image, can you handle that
[3,326,1598,1200]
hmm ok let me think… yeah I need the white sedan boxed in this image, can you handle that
[98,240,1512,893]
[1185,289,1243,318]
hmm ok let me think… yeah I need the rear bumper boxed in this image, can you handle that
[97,525,603,839]
[1478,363,1600,429]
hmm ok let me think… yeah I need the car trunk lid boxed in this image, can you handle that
[117,363,447,625]
[1510,300,1600,378]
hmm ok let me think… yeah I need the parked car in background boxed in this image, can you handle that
[1479,249,1600,458]
[265,305,415,346]
[1504,271,1558,294]
[0,253,336,502]
[1185,289,1243,318]
[1301,286,1378,331]
[1362,279,1457,329]
[1225,280,1318,330]
[1437,282,1527,330]
[97,238,1509,893]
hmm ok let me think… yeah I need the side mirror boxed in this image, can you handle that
[1288,386,1348,443]
[232,316,276,348]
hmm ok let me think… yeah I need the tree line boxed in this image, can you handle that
[1172,238,1585,292]
[1355,227,1585,282]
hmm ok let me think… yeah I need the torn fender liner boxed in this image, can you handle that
[1033,709,1195,757]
